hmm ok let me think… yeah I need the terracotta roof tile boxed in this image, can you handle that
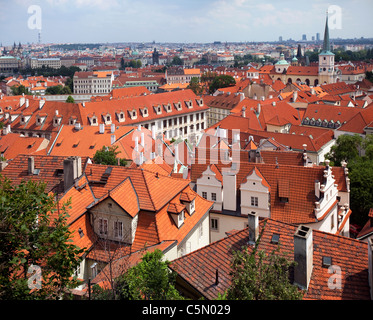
[170,218,370,300]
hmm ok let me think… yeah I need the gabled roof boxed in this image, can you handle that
[170,218,370,300]
[191,161,347,224]
[48,125,135,158]
[0,133,48,160]
[1,154,89,194]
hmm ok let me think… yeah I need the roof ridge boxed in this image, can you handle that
[140,169,156,211]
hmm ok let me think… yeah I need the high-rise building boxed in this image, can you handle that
[279,36,283,42]
[316,33,320,41]
[302,34,307,41]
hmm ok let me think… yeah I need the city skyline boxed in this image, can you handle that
[0,0,373,46]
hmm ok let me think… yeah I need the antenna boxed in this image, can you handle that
[38,28,42,44]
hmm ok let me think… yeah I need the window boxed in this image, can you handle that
[202,192,207,199]
[98,218,108,235]
[114,221,123,239]
[211,218,218,231]
[211,193,217,201]
[251,196,258,207]
[178,211,185,225]
[190,199,195,214]
[91,263,98,278]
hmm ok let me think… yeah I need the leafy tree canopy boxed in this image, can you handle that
[325,134,373,226]
[221,223,303,300]
[93,145,127,166]
[209,74,236,94]
[0,176,84,299]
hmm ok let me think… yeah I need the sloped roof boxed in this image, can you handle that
[191,161,347,224]
[170,218,370,300]
[1,154,89,194]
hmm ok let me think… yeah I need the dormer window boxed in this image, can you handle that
[154,105,162,115]
[36,114,46,126]
[116,111,125,123]
[164,103,172,113]
[53,117,62,127]
[178,210,185,225]
[129,109,137,120]
[174,102,182,111]
[185,100,193,108]
[69,117,77,125]
[196,98,203,106]
[141,107,149,117]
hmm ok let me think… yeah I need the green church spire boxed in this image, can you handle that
[323,11,330,52]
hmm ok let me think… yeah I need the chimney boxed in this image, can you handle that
[222,171,236,211]
[135,136,139,152]
[151,126,156,140]
[368,238,373,300]
[111,135,116,145]
[293,91,298,102]
[293,225,313,290]
[111,123,115,133]
[99,123,105,134]
[141,132,145,147]
[25,99,29,108]
[63,156,81,191]
[241,106,246,118]
[28,156,35,175]
[315,180,320,199]
[247,211,259,245]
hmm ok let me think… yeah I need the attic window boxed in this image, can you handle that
[322,256,332,268]
[55,168,64,176]
[271,233,280,244]
[78,228,84,238]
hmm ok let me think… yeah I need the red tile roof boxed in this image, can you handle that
[0,133,48,160]
[1,154,89,194]
[170,218,370,300]
[191,161,347,224]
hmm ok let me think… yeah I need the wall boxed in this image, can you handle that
[210,212,247,242]
[177,212,210,257]
[89,198,137,244]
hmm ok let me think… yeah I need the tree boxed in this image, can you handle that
[93,145,127,166]
[170,56,183,66]
[208,75,236,94]
[118,249,183,300]
[348,158,373,226]
[11,85,29,96]
[187,77,203,95]
[65,95,75,103]
[223,223,303,300]
[325,134,363,166]
[325,134,373,226]
[0,176,84,299]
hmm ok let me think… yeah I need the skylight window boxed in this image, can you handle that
[322,256,332,268]
[271,233,280,244]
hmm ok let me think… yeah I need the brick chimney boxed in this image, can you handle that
[293,225,313,290]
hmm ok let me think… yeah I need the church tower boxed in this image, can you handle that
[318,11,335,84]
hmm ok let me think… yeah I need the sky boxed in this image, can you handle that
[0,0,372,45]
